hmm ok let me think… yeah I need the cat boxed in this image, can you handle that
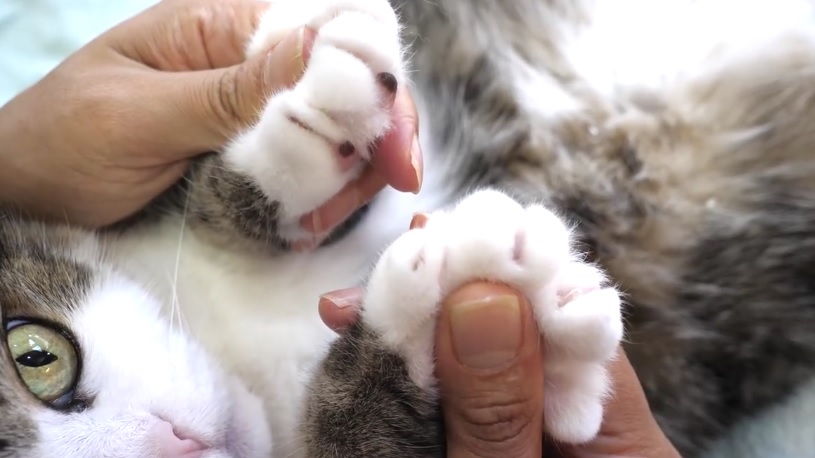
[3,0,815,457]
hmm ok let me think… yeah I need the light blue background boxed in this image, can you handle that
[0,0,158,104]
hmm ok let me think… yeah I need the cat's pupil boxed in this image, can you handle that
[15,350,58,367]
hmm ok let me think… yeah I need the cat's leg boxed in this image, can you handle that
[180,0,404,246]
[305,189,624,456]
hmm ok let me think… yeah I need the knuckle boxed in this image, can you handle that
[214,69,242,130]
[455,387,538,451]
[213,60,268,135]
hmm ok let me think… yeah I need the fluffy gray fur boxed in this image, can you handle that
[305,1,815,456]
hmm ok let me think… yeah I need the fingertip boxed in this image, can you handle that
[261,25,315,90]
[302,26,317,65]
[318,288,362,332]
[237,25,316,124]
[185,25,316,151]
[443,282,529,310]
[371,87,421,193]
[409,212,430,230]
[436,281,543,385]
[409,133,423,194]
[439,282,539,370]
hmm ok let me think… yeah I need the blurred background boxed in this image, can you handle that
[0,0,158,104]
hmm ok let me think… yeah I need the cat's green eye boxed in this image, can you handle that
[6,322,79,406]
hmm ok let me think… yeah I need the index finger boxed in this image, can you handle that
[317,214,429,329]
[318,287,363,331]
[371,87,422,193]
[299,88,422,236]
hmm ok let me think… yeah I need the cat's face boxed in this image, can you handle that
[0,220,271,458]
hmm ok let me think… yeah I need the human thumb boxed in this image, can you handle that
[169,26,315,154]
[436,283,545,458]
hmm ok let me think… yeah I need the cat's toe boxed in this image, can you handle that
[535,263,623,444]
[247,0,399,61]
[360,189,622,447]
[539,262,623,363]
[435,189,572,294]
[362,227,446,390]
[544,363,609,444]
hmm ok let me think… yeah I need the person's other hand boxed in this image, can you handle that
[0,0,421,228]
[319,214,680,457]
[320,283,545,457]
[320,283,680,457]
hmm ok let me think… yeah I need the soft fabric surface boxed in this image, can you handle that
[0,1,812,456]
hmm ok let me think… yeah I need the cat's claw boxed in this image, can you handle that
[361,189,624,444]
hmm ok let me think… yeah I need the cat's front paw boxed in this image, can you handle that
[362,189,624,444]
[223,0,404,242]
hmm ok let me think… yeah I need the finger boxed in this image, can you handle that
[410,212,430,229]
[300,165,387,234]
[437,283,545,458]
[300,89,421,235]
[159,26,316,156]
[316,215,427,330]
[318,287,364,331]
[370,87,422,193]
[108,0,269,70]
[557,349,681,458]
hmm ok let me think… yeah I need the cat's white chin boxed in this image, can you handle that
[220,377,272,458]
[151,378,269,458]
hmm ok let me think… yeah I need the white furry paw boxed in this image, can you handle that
[361,189,624,444]
[224,0,403,238]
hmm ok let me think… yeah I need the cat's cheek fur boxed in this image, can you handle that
[32,275,271,458]
[358,189,624,444]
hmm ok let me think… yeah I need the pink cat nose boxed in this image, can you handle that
[151,420,208,458]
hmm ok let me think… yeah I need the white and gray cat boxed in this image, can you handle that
[3,0,815,457]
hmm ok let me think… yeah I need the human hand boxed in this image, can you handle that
[320,283,680,457]
[0,0,421,228]
[319,216,679,457]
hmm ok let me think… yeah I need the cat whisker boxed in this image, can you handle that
[168,191,190,338]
